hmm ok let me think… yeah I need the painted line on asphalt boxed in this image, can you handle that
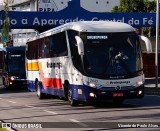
[145,94,160,97]
[69,119,88,127]
[6,100,16,104]
[25,105,35,108]
[43,110,58,115]
[69,119,80,122]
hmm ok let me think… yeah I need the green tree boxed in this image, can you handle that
[111,0,156,37]
[112,0,156,13]
[1,0,14,44]
[143,0,156,12]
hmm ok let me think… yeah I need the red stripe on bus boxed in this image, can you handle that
[42,78,63,89]
[38,62,63,89]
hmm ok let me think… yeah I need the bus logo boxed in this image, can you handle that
[115,86,121,90]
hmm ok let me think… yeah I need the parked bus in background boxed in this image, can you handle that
[26,21,152,106]
[1,46,27,89]
[0,49,5,74]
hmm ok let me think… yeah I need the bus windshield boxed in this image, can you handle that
[80,32,143,78]
[7,53,25,75]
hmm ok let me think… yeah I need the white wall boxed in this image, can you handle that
[38,0,70,12]
[81,0,120,12]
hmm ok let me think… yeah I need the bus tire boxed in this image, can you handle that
[64,81,69,101]
[68,86,78,106]
[36,82,45,99]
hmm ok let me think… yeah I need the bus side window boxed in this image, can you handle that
[67,30,82,71]
[33,43,39,59]
[50,32,68,57]
[27,42,33,60]
[44,38,50,58]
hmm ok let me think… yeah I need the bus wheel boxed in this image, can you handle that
[36,82,45,99]
[68,87,78,106]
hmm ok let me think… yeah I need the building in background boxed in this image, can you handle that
[9,0,72,46]
[9,0,37,11]
[8,0,37,46]
[38,0,70,12]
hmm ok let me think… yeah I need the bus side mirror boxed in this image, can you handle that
[139,35,152,53]
[75,36,84,55]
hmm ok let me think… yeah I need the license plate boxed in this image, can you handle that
[113,92,123,97]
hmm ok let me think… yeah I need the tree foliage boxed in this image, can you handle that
[111,0,156,37]
[112,0,156,12]
[1,0,14,43]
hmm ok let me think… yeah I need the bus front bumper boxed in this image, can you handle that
[71,84,144,102]
[9,79,27,88]
[87,85,144,102]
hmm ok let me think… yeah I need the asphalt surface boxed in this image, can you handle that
[0,77,160,131]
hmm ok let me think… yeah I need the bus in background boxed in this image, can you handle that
[26,21,152,106]
[1,46,27,89]
[0,49,5,74]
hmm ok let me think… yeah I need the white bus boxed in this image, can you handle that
[26,21,152,106]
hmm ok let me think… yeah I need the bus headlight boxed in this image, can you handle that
[89,82,96,88]
[10,76,15,81]
[10,76,18,81]
[132,81,144,87]
[137,81,144,86]
[138,90,143,95]
[90,92,95,97]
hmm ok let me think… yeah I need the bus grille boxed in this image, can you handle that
[99,86,135,91]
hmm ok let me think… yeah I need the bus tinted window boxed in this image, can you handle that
[7,53,25,74]
[50,32,68,57]
[67,30,82,72]
[27,31,68,59]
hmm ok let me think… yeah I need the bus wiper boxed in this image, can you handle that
[102,48,114,74]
